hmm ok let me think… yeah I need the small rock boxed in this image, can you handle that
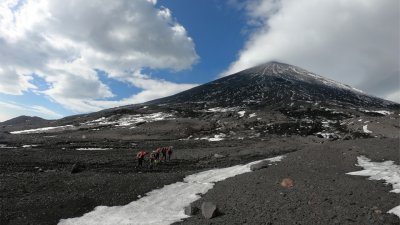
[71,163,86,174]
[250,160,269,171]
[201,201,219,219]
[184,204,199,216]
[213,153,225,158]
[280,178,295,188]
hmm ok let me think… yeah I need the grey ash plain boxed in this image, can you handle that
[1,62,399,225]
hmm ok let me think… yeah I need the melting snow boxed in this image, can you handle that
[249,113,257,118]
[200,133,226,142]
[0,144,16,149]
[204,107,238,112]
[361,110,393,116]
[238,111,246,117]
[84,113,174,127]
[22,145,38,148]
[316,132,337,139]
[12,113,175,134]
[10,125,75,134]
[363,125,372,133]
[58,155,285,225]
[347,156,400,218]
[76,148,113,151]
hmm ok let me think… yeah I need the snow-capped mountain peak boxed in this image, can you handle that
[150,61,397,109]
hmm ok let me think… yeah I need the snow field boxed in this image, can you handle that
[58,155,285,225]
[347,156,400,218]
[10,112,174,134]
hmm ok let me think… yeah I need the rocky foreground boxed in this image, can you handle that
[1,131,399,224]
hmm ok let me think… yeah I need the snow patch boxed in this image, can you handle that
[363,125,372,133]
[204,107,238,112]
[0,144,16,149]
[84,113,174,128]
[347,156,400,218]
[249,113,256,118]
[76,148,112,151]
[388,206,400,219]
[360,109,393,115]
[316,132,337,139]
[200,133,226,142]
[10,125,75,134]
[22,145,38,148]
[58,155,285,225]
[238,111,246,117]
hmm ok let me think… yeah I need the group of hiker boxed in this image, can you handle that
[136,146,173,169]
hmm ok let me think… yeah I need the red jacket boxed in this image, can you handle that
[136,151,147,159]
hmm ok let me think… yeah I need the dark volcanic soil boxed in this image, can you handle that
[0,137,300,225]
[1,136,399,225]
[1,105,399,225]
[175,138,400,225]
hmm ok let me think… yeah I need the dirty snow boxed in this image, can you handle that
[249,113,257,118]
[200,133,226,142]
[0,144,16,149]
[363,125,372,133]
[84,113,174,127]
[10,125,76,134]
[76,148,113,151]
[11,113,175,134]
[58,155,285,225]
[347,156,400,218]
[238,111,246,117]
[204,107,238,112]
[361,110,393,115]
[22,145,38,148]
[316,132,337,139]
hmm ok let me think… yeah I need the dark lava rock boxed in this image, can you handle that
[71,163,86,174]
[184,204,199,216]
[250,160,269,171]
[201,201,219,219]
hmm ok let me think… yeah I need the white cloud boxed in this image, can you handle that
[0,67,36,95]
[49,71,198,112]
[0,0,199,112]
[224,0,399,102]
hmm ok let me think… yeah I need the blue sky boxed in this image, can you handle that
[0,0,398,122]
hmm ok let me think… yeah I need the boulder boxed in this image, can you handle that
[280,178,295,188]
[71,163,86,174]
[250,160,269,171]
[201,201,218,219]
[184,205,198,216]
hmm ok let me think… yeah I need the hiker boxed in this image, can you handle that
[161,147,167,162]
[155,147,161,160]
[136,150,147,167]
[149,151,157,169]
[167,146,173,161]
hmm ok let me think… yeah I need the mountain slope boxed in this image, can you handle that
[150,62,397,109]
[0,116,49,126]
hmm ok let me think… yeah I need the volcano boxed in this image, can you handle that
[150,61,397,109]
